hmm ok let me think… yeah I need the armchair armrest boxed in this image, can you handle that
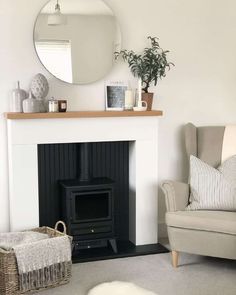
[161,180,189,212]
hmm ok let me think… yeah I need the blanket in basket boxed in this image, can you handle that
[0,231,71,292]
[0,231,48,250]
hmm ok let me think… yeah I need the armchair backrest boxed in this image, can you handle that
[184,123,225,168]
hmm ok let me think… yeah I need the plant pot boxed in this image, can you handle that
[142,92,153,111]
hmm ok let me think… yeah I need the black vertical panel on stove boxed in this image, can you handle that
[90,142,129,241]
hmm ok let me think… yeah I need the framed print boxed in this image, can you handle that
[105,81,128,111]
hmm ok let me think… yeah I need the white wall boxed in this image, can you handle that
[1,0,236,234]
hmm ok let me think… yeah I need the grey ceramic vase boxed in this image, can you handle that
[11,81,27,112]
[22,91,40,113]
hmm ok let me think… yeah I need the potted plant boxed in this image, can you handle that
[115,36,174,110]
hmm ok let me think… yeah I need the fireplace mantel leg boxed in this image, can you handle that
[8,144,39,231]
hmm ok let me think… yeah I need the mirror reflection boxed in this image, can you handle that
[34,0,121,84]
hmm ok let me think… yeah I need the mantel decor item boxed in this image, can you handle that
[48,97,59,112]
[124,89,134,110]
[105,81,128,111]
[133,99,147,111]
[58,100,67,112]
[30,73,49,112]
[22,91,40,113]
[11,81,27,112]
[115,36,174,110]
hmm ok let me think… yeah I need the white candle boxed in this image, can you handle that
[125,90,134,110]
[138,78,142,101]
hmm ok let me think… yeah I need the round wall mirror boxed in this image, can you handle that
[34,0,121,84]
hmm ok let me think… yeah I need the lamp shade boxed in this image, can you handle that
[48,3,66,26]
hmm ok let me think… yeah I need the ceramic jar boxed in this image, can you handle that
[22,91,40,113]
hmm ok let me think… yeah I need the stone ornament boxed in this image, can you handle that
[30,73,49,112]
[30,73,49,99]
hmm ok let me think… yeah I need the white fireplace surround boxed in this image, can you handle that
[7,116,159,246]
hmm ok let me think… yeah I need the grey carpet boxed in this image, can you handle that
[40,252,236,295]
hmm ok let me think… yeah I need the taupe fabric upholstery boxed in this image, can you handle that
[166,211,236,235]
[161,181,189,212]
[161,123,236,262]
[184,123,225,167]
[168,227,236,260]
[197,126,225,167]
[184,123,197,159]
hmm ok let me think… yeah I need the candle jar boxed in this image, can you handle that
[48,97,58,112]
[134,89,139,106]
[58,100,67,112]
[124,90,134,110]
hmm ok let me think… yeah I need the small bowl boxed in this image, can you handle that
[133,106,147,112]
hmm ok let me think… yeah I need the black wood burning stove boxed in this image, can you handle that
[60,143,117,253]
[60,178,117,252]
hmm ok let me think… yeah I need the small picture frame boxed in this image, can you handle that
[105,81,128,111]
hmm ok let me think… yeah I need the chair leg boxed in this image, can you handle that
[171,250,179,268]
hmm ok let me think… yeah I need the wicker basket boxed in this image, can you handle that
[0,221,72,295]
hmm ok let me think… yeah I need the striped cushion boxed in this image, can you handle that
[186,155,236,211]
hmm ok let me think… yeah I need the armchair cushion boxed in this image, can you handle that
[187,155,236,211]
[166,210,236,235]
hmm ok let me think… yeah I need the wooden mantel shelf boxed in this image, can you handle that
[5,110,163,120]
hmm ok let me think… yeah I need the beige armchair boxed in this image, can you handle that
[161,123,236,267]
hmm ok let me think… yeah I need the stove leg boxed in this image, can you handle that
[109,239,117,253]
